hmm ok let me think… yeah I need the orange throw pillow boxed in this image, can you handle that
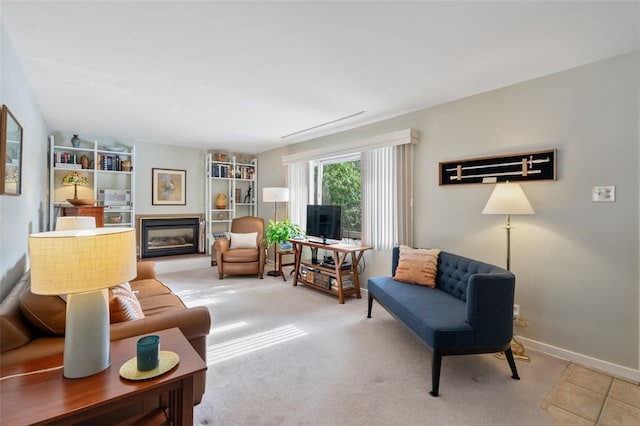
[109,282,145,323]
[393,246,441,287]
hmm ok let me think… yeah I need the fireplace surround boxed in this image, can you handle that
[138,215,204,259]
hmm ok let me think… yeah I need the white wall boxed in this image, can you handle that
[259,52,640,374]
[0,20,49,300]
[129,141,204,216]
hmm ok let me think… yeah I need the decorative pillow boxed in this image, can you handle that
[109,282,145,323]
[230,232,258,249]
[393,246,441,287]
[19,288,67,335]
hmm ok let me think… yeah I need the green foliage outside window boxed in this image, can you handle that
[318,160,361,235]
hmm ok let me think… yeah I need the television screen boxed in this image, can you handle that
[306,205,342,244]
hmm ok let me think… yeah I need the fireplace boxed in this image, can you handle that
[140,217,201,258]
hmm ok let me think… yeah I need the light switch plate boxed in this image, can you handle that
[592,186,615,202]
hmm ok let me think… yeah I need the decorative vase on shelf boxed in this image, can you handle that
[71,134,80,148]
[215,193,228,209]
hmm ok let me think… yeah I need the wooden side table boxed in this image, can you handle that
[0,327,206,425]
[62,205,105,227]
[276,249,296,281]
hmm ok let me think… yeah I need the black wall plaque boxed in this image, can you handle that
[439,149,556,185]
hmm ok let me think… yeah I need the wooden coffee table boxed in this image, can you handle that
[0,327,206,425]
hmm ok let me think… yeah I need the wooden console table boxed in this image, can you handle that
[0,327,206,426]
[289,239,371,304]
[62,205,105,227]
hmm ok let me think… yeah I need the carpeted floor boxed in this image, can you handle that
[160,266,568,426]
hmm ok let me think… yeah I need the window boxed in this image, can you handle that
[285,129,418,250]
[311,154,361,240]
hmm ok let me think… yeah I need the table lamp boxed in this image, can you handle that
[263,187,289,277]
[55,216,96,230]
[62,171,94,206]
[28,227,136,378]
[482,182,534,271]
[62,171,88,200]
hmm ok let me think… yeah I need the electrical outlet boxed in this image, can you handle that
[513,304,520,320]
[593,186,615,202]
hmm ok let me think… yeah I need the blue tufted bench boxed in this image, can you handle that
[367,247,520,396]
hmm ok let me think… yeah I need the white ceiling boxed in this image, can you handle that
[2,1,639,153]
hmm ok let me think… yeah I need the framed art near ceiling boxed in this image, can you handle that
[439,149,556,186]
[152,168,186,205]
[0,105,23,195]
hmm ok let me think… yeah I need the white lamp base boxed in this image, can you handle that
[63,289,111,378]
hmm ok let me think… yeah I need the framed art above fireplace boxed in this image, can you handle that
[152,168,186,205]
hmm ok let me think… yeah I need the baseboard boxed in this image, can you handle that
[518,335,640,383]
[362,287,640,383]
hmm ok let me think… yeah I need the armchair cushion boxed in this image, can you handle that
[215,216,266,279]
[229,232,258,249]
[222,248,260,263]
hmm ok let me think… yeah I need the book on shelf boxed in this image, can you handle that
[55,163,82,169]
[330,276,354,290]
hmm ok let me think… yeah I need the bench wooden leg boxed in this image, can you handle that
[505,347,520,380]
[430,352,442,397]
[367,294,373,318]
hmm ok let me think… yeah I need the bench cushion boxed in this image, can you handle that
[368,276,474,351]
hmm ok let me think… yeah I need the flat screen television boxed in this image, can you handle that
[306,204,342,244]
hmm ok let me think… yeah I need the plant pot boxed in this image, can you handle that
[279,241,293,251]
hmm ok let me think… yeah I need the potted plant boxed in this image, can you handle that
[264,218,302,250]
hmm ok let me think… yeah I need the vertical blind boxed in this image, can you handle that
[285,129,418,250]
[287,161,309,230]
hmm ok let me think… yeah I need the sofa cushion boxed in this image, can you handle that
[1,274,35,352]
[130,278,172,299]
[437,252,505,302]
[109,283,145,323]
[230,232,258,249]
[393,246,441,287]
[138,294,187,316]
[19,287,67,336]
[368,276,474,351]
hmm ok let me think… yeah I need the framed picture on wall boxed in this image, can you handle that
[152,168,186,205]
[0,105,23,196]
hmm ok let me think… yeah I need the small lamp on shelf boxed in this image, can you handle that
[62,171,94,206]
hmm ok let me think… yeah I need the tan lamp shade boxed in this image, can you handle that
[482,183,535,215]
[263,187,289,203]
[29,228,136,295]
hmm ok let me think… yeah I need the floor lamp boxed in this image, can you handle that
[263,187,289,277]
[482,182,534,361]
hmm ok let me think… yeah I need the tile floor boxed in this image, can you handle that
[542,363,640,425]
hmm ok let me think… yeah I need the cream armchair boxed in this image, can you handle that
[214,216,266,279]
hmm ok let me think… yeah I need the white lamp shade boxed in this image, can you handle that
[482,183,535,215]
[263,187,289,203]
[29,227,137,295]
[55,216,96,230]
